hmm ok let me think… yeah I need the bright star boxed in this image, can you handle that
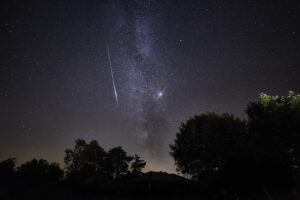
[155,87,166,101]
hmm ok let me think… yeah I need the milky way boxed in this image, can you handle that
[104,0,169,160]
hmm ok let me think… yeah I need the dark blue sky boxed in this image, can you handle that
[0,0,299,172]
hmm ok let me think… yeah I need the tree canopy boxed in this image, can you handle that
[170,91,299,190]
[64,139,107,175]
[170,112,246,180]
[131,154,146,176]
[18,159,63,186]
[246,91,300,168]
[104,146,134,179]
[64,139,146,182]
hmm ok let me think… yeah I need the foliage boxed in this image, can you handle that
[104,146,133,179]
[64,139,145,181]
[17,159,63,186]
[170,91,299,190]
[0,158,16,175]
[64,139,107,175]
[246,91,300,167]
[0,158,16,189]
[131,154,146,176]
[170,112,246,179]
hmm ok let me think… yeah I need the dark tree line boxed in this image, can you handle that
[170,91,300,196]
[1,91,299,199]
[0,157,64,199]
[0,140,146,197]
[64,139,146,186]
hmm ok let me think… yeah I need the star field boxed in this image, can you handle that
[0,0,299,172]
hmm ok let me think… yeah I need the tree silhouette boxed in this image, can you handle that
[131,154,146,176]
[104,146,133,179]
[170,112,246,181]
[17,159,63,187]
[169,91,299,194]
[64,139,110,186]
[247,91,300,166]
[0,158,16,178]
[64,139,143,184]
[64,139,107,175]
[0,158,16,193]
[246,91,300,188]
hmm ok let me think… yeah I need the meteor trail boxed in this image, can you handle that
[105,37,119,106]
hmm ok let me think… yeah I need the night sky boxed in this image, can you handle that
[1,0,299,172]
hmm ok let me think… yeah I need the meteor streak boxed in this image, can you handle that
[105,37,119,106]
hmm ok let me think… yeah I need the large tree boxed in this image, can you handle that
[169,91,299,190]
[64,139,107,175]
[170,112,246,180]
[246,91,300,174]
[104,146,133,179]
